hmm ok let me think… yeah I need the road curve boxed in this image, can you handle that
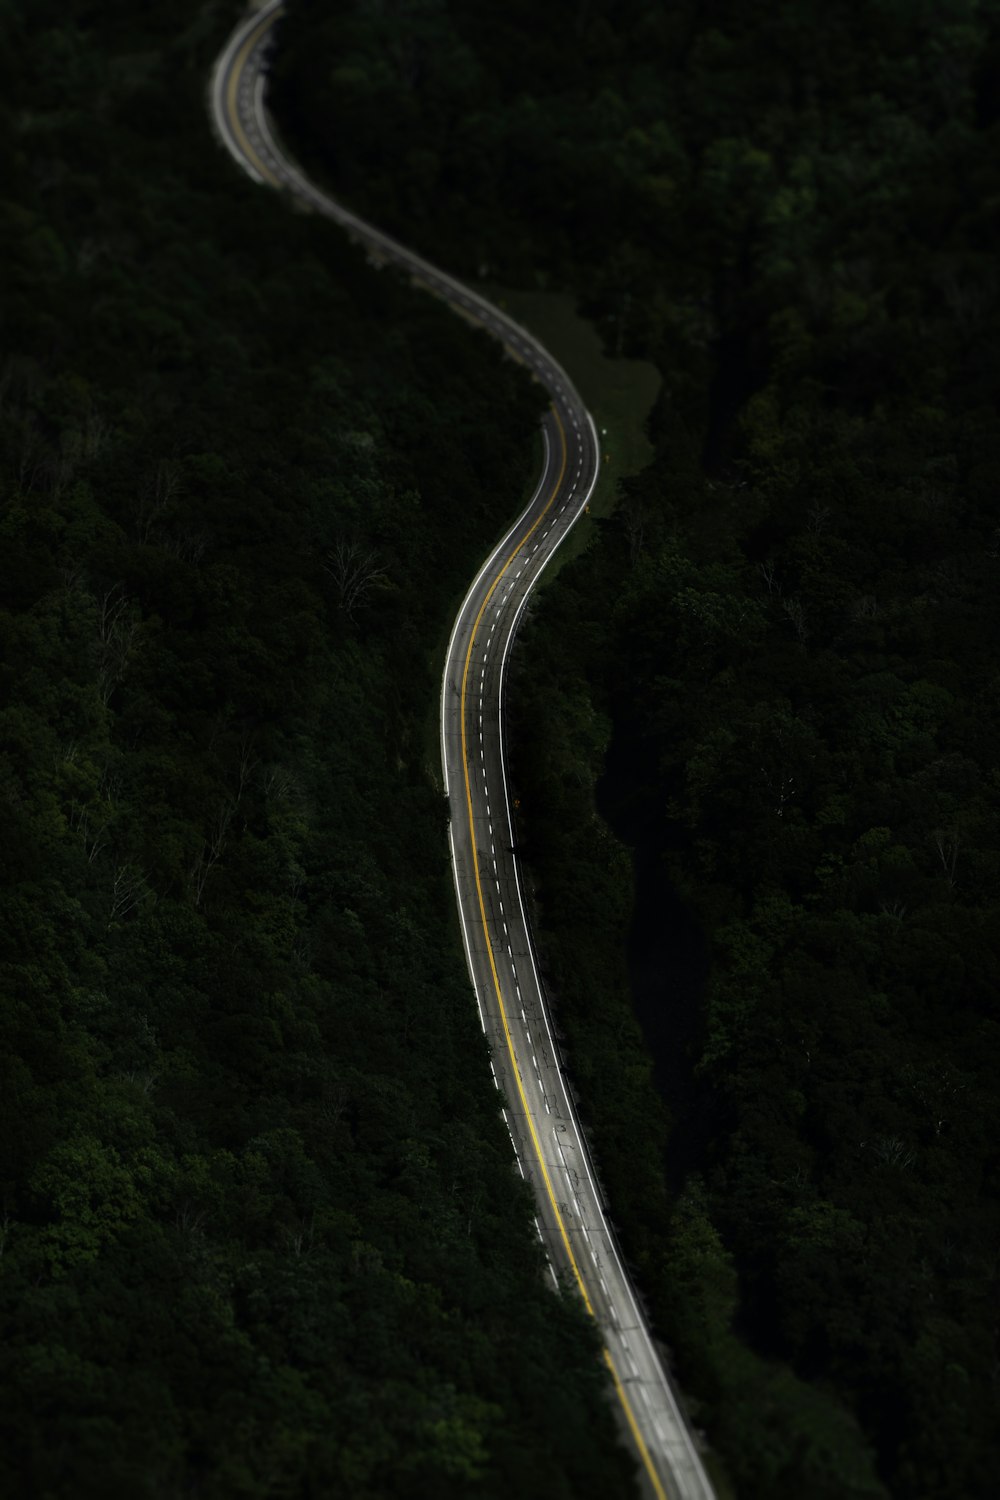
[211,8,716,1498]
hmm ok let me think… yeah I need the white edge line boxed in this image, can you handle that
[439,425,552,798]
[211,10,714,1495]
[494,417,714,1487]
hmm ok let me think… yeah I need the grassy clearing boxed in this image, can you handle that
[487,284,661,575]
[421,289,658,790]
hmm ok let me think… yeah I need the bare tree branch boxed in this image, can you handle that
[108,863,154,928]
[323,540,387,621]
[933,829,960,888]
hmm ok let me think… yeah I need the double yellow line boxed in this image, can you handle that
[223,11,283,188]
[458,414,669,1500]
[224,16,669,1494]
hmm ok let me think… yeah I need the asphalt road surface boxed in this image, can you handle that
[212,8,716,1497]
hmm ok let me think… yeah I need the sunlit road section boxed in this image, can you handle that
[211,8,716,1497]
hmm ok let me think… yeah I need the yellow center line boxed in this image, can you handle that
[459,413,669,1500]
[225,14,284,189]
[227,19,670,1488]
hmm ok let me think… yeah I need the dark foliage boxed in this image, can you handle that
[274,0,1000,1495]
[0,2,638,1495]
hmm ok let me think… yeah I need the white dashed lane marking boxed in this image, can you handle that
[227,46,681,1481]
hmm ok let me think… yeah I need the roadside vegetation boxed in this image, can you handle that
[0,3,641,1495]
[275,2,1000,1496]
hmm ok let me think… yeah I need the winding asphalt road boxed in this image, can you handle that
[211,7,716,1498]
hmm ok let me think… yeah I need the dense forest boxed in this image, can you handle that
[274,1,1000,1497]
[0,2,645,1495]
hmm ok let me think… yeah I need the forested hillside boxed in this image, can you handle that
[274,1,1000,1496]
[0,3,639,1495]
